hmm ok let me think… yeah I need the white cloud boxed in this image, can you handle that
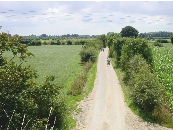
[0,1,173,35]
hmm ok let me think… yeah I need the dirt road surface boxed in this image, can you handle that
[74,48,171,130]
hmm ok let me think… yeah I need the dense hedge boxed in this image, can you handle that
[21,39,41,46]
[80,47,97,63]
[156,39,169,43]
[124,55,160,112]
[120,38,153,71]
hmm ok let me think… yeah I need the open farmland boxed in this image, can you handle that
[4,45,83,86]
[153,47,173,110]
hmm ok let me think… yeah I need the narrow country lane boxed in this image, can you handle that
[74,48,171,130]
[86,48,126,130]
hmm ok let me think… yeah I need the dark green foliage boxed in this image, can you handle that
[120,26,139,38]
[29,40,41,46]
[138,31,172,39]
[97,34,106,47]
[170,33,173,44]
[68,62,92,96]
[106,32,121,50]
[125,55,160,112]
[123,54,146,86]
[20,39,31,44]
[61,42,65,45]
[0,63,38,129]
[138,33,147,38]
[85,40,102,50]
[67,40,72,45]
[43,41,48,45]
[131,67,160,112]
[106,33,121,49]
[50,40,61,45]
[80,47,97,63]
[156,39,169,43]
[57,39,61,45]
[74,40,86,45]
[0,33,67,129]
[51,40,61,45]
[112,37,126,64]
[120,38,153,71]
[30,76,67,129]
[153,42,164,47]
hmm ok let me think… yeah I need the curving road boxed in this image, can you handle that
[74,48,171,130]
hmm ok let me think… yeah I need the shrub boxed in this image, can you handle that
[57,40,61,45]
[68,62,92,96]
[120,38,153,71]
[123,55,147,85]
[156,39,168,43]
[131,69,161,112]
[74,40,86,45]
[153,42,164,47]
[67,40,72,45]
[79,47,97,63]
[170,33,173,44]
[20,39,31,45]
[43,41,48,45]
[29,40,41,46]
[51,40,60,45]
[126,55,160,112]
[85,40,103,50]
[61,42,65,45]
[113,37,126,64]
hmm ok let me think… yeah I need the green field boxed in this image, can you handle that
[153,47,173,110]
[4,45,83,86]
[162,43,173,48]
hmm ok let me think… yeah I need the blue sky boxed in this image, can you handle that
[0,1,173,36]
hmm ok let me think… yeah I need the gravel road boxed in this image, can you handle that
[74,48,172,130]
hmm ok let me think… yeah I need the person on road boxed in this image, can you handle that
[107,57,110,65]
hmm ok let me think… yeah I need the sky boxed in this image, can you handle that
[0,1,173,36]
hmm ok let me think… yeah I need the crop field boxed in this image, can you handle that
[153,46,173,110]
[4,45,83,86]
[162,43,173,48]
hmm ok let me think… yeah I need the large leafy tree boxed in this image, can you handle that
[170,33,173,44]
[120,26,139,38]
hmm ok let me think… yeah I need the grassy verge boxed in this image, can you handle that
[63,60,98,129]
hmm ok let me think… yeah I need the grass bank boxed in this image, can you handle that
[64,60,98,129]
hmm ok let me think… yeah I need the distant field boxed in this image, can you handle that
[148,42,173,48]
[162,43,173,48]
[4,45,83,86]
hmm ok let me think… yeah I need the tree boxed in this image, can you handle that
[170,33,173,44]
[120,26,139,38]
[67,40,72,45]
[0,32,67,129]
[120,38,153,71]
[97,34,106,47]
